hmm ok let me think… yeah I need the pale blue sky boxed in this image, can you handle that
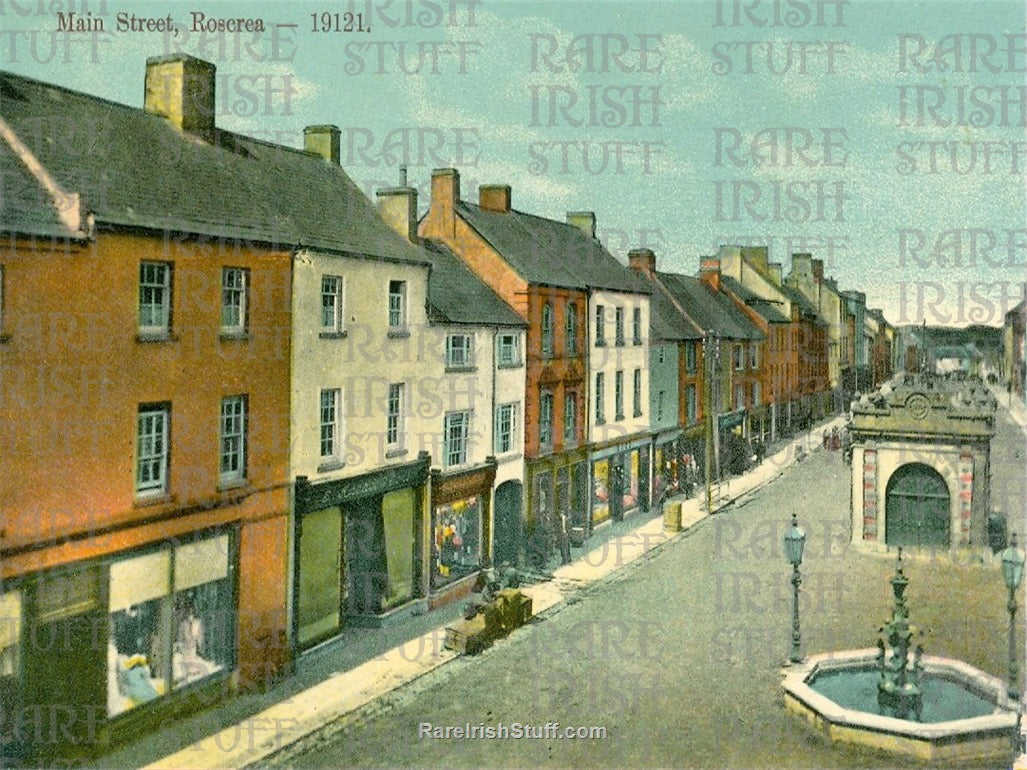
[3,0,1024,325]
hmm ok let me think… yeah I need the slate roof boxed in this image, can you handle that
[0,69,428,265]
[0,135,79,239]
[456,201,650,295]
[778,283,829,327]
[657,272,763,341]
[648,280,702,342]
[420,238,525,327]
[720,275,790,324]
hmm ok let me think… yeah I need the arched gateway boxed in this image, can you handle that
[885,463,950,548]
[848,375,995,551]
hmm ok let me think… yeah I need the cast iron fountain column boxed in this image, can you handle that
[877,547,924,721]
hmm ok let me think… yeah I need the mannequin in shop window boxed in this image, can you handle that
[174,596,206,684]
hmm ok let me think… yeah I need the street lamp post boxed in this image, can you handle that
[1002,532,1025,701]
[783,513,806,665]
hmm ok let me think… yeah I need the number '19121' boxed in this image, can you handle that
[310,12,370,32]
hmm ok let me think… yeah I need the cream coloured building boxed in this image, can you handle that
[586,280,652,527]
[377,176,528,599]
[289,127,439,648]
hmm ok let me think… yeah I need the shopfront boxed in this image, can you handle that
[429,461,496,607]
[653,429,684,503]
[293,452,430,646]
[525,447,588,569]
[589,436,651,527]
[0,529,237,763]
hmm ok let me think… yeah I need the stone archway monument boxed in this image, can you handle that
[849,375,996,552]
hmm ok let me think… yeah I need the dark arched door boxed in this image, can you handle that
[493,481,523,567]
[885,463,950,547]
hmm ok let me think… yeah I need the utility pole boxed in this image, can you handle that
[704,329,719,513]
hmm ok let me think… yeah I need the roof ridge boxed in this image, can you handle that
[1,68,140,114]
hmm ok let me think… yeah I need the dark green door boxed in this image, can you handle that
[493,481,522,568]
[885,463,951,547]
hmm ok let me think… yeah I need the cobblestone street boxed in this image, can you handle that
[269,404,1026,770]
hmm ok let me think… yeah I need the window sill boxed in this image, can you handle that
[385,448,408,459]
[633,411,643,418]
[615,413,625,421]
[219,331,249,342]
[496,452,523,462]
[445,365,477,374]
[319,330,348,340]
[217,477,248,492]
[595,418,606,426]
[633,339,643,346]
[615,340,626,347]
[317,459,346,473]
[595,341,606,348]
[387,328,410,339]
[133,492,174,508]
[497,362,522,370]
[137,331,175,343]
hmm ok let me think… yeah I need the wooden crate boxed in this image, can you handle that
[444,615,491,655]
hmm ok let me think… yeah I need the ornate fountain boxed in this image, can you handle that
[781,549,1020,765]
[875,548,924,721]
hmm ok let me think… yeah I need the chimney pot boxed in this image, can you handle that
[628,248,656,278]
[399,165,408,187]
[430,168,460,238]
[479,184,511,213]
[811,258,824,282]
[144,54,216,135]
[566,211,596,240]
[699,257,721,292]
[376,169,418,243]
[303,124,341,165]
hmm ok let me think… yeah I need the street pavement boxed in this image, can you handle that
[130,420,839,770]
[263,405,1025,770]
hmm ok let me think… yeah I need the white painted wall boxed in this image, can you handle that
[587,289,651,445]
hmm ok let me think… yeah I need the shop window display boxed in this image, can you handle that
[433,497,481,588]
[0,590,20,720]
[592,459,610,525]
[107,534,233,717]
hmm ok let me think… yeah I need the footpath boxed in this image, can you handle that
[113,414,847,770]
[988,384,1027,432]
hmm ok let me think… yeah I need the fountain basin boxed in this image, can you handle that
[783,649,1020,765]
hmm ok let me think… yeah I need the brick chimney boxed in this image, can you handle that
[303,125,341,165]
[479,184,511,213]
[768,262,783,286]
[144,54,216,134]
[811,258,824,283]
[628,248,656,278]
[376,166,418,243]
[699,257,721,292]
[791,252,813,277]
[430,167,460,238]
[566,211,596,240]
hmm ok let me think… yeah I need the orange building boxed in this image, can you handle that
[0,60,293,762]
[0,54,400,762]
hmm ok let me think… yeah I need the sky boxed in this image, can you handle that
[2,0,1025,327]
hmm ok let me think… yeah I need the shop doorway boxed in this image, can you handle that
[493,481,523,568]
